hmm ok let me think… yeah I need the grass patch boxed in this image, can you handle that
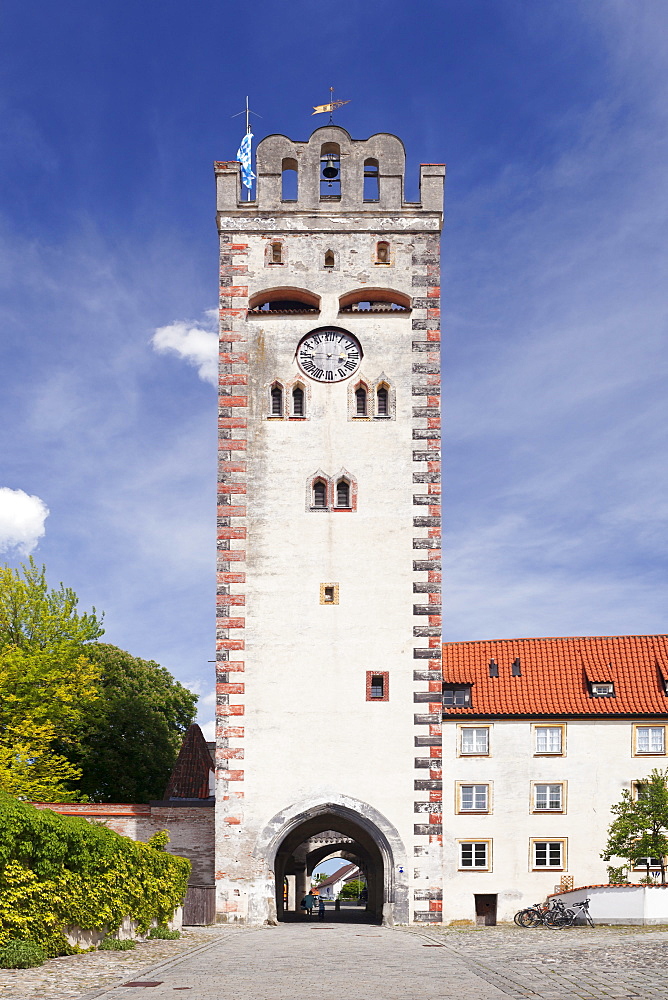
[148,926,180,939]
[99,938,136,951]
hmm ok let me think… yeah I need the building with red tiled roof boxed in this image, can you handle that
[439,635,668,925]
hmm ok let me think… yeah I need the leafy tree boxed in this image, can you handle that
[339,878,365,899]
[70,644,198,803]
[601,769,668,885]
[0,562,103,801]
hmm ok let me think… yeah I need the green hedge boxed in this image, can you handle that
[0,794,190,957]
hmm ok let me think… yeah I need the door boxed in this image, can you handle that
[474,893,497,926]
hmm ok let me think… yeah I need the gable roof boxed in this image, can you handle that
[314,864,358,889]
[164,723,214,799]
[442,634,668,718]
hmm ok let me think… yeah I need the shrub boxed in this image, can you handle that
[99,937,136,951]
[0,940,47,968]
[148,926,180,939]
[0,794,190,957]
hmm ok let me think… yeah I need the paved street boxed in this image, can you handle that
[4,922,668,999]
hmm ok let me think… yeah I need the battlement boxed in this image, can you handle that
[215,126,445,219]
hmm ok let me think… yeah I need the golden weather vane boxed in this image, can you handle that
[312,86,350,123]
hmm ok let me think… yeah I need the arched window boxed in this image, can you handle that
[335,479,350,508]
[320,143,341,198]
[376,241,390,264]
[281,158,298,201]
[376,385,389,416]
[270,241,283,265]
[355,386,367,416]
[324,249,335,268]
[364,159,379,201]
[270,384,283,416]
[313,480,327,508]
[292,386,304,416]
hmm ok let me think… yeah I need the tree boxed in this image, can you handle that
[339,878,365,899]
[0,561,104,801]
[601,769,668,885]
[69,644,198,803]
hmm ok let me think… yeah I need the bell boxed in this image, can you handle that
[323,165,339,179]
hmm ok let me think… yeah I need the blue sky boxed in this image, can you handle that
[1,2,666,737]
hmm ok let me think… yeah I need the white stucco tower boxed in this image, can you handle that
[214,126,445,925]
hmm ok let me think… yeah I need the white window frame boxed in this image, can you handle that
[458,840,491,871]
[459,726,490,756]
[457,783,490,814]
[531,839,566,870]
[634,725,666,756]
[533,724,565,756]
[532,782,565,813]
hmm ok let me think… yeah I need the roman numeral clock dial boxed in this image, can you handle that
[296,329,362,382]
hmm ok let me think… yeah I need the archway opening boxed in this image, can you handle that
[274,810,390,924]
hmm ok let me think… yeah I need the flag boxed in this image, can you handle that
[236,132,255,189]
[312,100,350,115]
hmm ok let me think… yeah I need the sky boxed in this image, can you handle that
[0,2,667,738]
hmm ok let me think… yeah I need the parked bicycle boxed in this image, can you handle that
[546,897,594,929]
[514,898,569,927]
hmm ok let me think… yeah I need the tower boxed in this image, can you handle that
[214,126,445,924]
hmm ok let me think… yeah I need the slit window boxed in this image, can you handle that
[324,249,335,268]
[355,387,367,416]
[270,385,283,416]
[313,480,327,508]
[376,241,390,264]
[335,480,350,508]
[270,242,283,264]
[363,159,379,201]
[281,158,298,201]
[376,386,389,415]
[292,386,304,416]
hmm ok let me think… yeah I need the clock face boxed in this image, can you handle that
[296,329,362,382]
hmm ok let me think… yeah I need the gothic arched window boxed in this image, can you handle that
[335,479,351,508]
[355,386,367,416]
[270,384,283,416]
[313,480,327,508]
[376,385,389,416]
[292,386,304,416]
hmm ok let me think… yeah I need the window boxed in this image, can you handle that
[366,670,389,702]
[313,480,327,508]
[633,856,663,869]
[376,385,389,416]
[281,158,298,201]
[292,386,304,416]
[443,685,471,708]
[534,726,564,755]
[534,783,564,812]
[532,841,565,869]
[323,587,334,603]
[363,158,379,201]
[324,249,335,268]
[460,727,489,755]
[320,144,341,198]
[591,682,614,697]
[459,841,490,870]
[270,384,283,416]
[459,784,489,812]
[335,479,350,508]
[320,582,339,605]
[270,241,283,264]
[635,726,666,755]
[376,240,390,264]
[355,386,367,416]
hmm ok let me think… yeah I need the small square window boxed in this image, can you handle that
[532,840,565,870]
[460,727,489,755]
[534,783,564,812]
[459,784,489,812]
[459,841,491,870]
[366,670,389,702]
[443,685,471,707]
[534,726,564,755]
[635,725,666,755]
[319,583,339,605]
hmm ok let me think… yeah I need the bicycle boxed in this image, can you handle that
[514,898,569,927]
[546,897,594,928]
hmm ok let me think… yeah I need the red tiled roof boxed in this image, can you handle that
[315,864,358,890]
[442,635,668,717]
[164,724,214,799]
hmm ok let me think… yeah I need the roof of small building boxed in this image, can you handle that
[164,723,214,800]
[442,634,668,717]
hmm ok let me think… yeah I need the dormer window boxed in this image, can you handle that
[591,682,615,697]
[443,685,471,708]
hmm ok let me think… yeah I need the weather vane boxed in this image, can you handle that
[312,87,350,124]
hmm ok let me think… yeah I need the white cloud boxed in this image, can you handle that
[0,488,49,556]
[199,719,215,741]
[151,309,218,385]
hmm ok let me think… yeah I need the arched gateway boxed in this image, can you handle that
[258,798,409,925]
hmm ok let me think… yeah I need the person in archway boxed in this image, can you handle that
[318,896,326,921]
[302,892,315,917]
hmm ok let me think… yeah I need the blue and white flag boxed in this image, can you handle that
[236,132,255,189]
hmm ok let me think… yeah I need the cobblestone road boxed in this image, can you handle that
[3,922,668,999]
